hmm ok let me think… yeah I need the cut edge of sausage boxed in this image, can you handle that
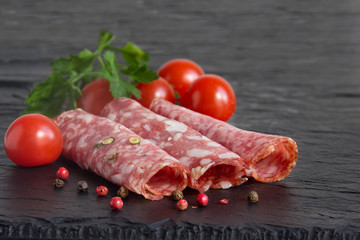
[143,164,188,200]
[251,137,298,183]
[195,160,247,193]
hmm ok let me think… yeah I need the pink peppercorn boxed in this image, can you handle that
[196,193,209,207]
[109,197,123,210]
[96,186,108,196]
[56,167,69,180]
[176,199,188,210]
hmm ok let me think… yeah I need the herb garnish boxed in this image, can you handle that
[22,31,157,118]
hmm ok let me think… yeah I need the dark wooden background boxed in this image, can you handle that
[0,1,359,239]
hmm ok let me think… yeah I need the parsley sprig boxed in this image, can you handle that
[22,31,157,118]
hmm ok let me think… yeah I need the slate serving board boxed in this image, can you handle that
[0,1,359,239]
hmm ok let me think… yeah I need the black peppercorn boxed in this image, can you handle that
[53,178,64,188]
[247,191,259,203]
[172,190,184,201]
[117,186,128,198]
[77,180,88,192]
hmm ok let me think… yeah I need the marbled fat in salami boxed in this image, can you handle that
[54,109,188,200]
[101,98,247,193]
[150,98,298,183]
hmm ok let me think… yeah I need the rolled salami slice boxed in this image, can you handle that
[54,109,188,200]
[150,98,298,183]
[101,98,247,193]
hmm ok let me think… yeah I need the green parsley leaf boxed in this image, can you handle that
[102,51,141,99]
[23,31,157,117]
[22,72,80,118]
[50,49,96,75]
[124,66,158,84]
[97,31,116,53]
[120,42,149,65]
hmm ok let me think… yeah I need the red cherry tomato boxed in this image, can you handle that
[133,77,175,108]
[182,74,236,121]
[158,59,204,102]
[76,78,114,115]
[4,114,63,167]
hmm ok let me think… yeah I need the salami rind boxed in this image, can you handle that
[54,109,188,200]
[101,98,247,193]
[150,98,298,183]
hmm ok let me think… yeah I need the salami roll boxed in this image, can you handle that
[101,98,247,193]
[54,109,188,200]
[150,98,298,183]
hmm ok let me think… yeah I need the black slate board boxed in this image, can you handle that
[0,1,359,239]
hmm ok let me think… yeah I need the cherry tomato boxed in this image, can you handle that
[4,114,63,167]
[182,74,236,121]
[158,59,204,102]
[133,77,175,108]
[76,78,114,115]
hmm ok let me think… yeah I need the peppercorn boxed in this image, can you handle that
[196,193,209,207]
[172,190,184,201]
[94,137,115,149]
[56,167,69,180]
[247,191,259,203]
[96,186,108,196]
[108,152,118,163]
[117,186,129,198]
[110,197,123,210]
[53,178,64,188]
[102,137,115,145]
[77,180,88,192]
[176,199,188,211]
[129,136,141,145]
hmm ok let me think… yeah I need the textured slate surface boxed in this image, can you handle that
[0,0,359,239]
